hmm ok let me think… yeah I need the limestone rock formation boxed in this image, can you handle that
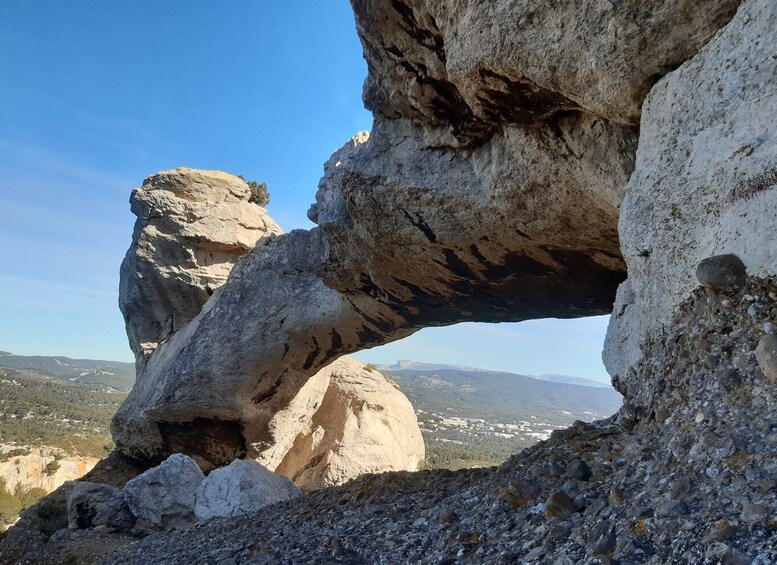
[114,168,424,484]
[112,0,744,469]
[119,168,282,361]
[352,0,739,133]
[8,0,777,562]
[66,483,135,530]
[0,448,98,494]
[194,459,301,521]
[123,454,204,530]
[603,0,777,394]
[263,357,425,491]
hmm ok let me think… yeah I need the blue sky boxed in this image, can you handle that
[0,2,612,383]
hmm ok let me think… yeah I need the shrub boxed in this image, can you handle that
[37,495,68,536]
[237,175,270,207]
[247,180,270,207]
[44,460,60,476]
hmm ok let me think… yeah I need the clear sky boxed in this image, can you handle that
[0,1,613,383]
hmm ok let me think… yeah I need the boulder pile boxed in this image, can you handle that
[67,455,301,533]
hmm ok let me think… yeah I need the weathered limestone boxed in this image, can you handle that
[756,335,777,384]
[119,168,282,362]
[311,116,632,323]
[265,358,425,491]
[113,0,741,467]
[67,483,135,530]
[114,168,424,483]
[113,115,633,466]
[123,454,204,530]
[194,459,301,521]
[604,0,777,394]
[0,448,98,494]
[352,0,739,135]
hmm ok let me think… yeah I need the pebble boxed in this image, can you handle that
[565,460,592,482]
[695,254,747,293]
[755,334,777,382]
[545,491,577,519]
[740,503,768,523]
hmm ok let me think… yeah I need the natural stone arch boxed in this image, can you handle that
[112,0,741,467]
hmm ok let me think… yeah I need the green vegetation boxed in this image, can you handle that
[237,175,270,207]
[44,460,60,476]
[0,478,47,529]
[247,180,270,207]
[423,444,499,470]
[0,448,29,463]
[0,368,125,458]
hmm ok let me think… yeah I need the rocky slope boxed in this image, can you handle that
[604,0,777,396]
[3,275,775,563]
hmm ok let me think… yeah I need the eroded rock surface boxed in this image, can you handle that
[112,0,744,469]
[604,0,777,393]
[123,454,204,530]
[114,169,424,484]
[99,275,777,564]
[119,167,282,361]
[66,483,135,531]
[193,459,301,521]
[352,0,739,133]
[265,357,425,491]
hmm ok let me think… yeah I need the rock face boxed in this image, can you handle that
[112,0,744,469]
[0,448,98,494]
[123,454,204,530]
[119,168,282,362]
[353,0,739,133]
[604,0,777,394]
[194,459,301,521]
[264,358,425,491]
[66,482,135,530]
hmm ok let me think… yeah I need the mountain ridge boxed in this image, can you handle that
[377,360,611,388]
[0,351,135,391]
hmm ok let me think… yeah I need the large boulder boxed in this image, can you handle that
[194,459,301,521]
[604,0,777,396]
[123,454,205,530]
[119,168,282,362]
[264,358,425,491]
[66,482,135,530]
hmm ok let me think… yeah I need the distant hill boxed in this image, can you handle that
[0,352,135,391]
[385,363,621,423]
[379,360,610,389]
[378,361,622,467]
[380,360,488,373]
[0,351,621,470]
[530,373,611,388]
